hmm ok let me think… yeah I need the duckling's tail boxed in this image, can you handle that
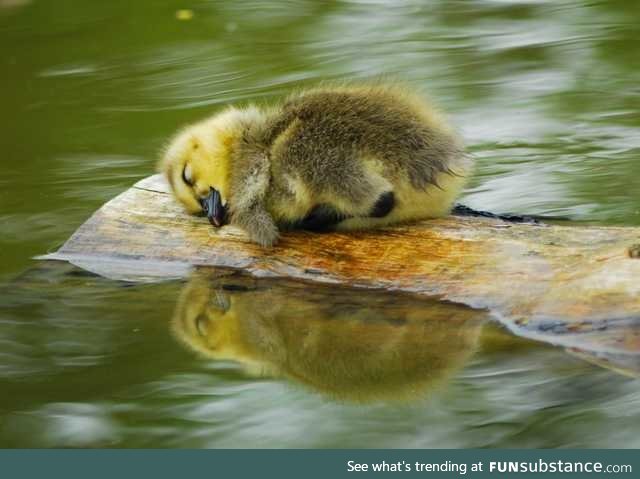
[451,204,567,224]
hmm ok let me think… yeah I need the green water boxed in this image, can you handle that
[1,0,639,448]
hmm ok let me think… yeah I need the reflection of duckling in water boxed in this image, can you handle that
[171,270,484,402]
[159,83,471,246]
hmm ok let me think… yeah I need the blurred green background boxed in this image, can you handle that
[0,0,639,448]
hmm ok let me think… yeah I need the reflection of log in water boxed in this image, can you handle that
[171,270,485,402]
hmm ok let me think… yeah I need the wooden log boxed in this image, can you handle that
[39,174,640,375]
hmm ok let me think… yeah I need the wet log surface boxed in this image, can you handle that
[40,175,640,375]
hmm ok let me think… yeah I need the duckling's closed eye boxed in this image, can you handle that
[195,313,209,337]
[182,163,194,186]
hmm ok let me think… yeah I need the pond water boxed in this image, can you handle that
[1,0,639,448]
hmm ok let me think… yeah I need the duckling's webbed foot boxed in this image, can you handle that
[370,191,395,218]
[233,203,280,247]
[296,204,348,232]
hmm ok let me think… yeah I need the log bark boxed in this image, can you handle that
[39,174,640,375]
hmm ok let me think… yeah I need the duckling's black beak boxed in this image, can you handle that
[200,187,226,227]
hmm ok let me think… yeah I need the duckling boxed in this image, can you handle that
[159,83,472,246]
[171,270,482,402]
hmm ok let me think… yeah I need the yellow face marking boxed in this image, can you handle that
[160,121,234,216]
[171,280,257,363]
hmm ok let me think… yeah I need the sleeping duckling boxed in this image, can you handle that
[159,83,472,246]
[171,270,483,402]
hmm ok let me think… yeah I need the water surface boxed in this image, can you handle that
[1,0,639,447]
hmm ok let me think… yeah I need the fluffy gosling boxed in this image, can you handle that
[159,83,472,246]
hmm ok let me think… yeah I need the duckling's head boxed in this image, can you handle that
[159,106,259,226]
[171,273,272,371]
[172,281,238,359]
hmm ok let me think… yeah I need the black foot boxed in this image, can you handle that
[295,204,348,232]
[451,204,567,224]
[370,191,395,218]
